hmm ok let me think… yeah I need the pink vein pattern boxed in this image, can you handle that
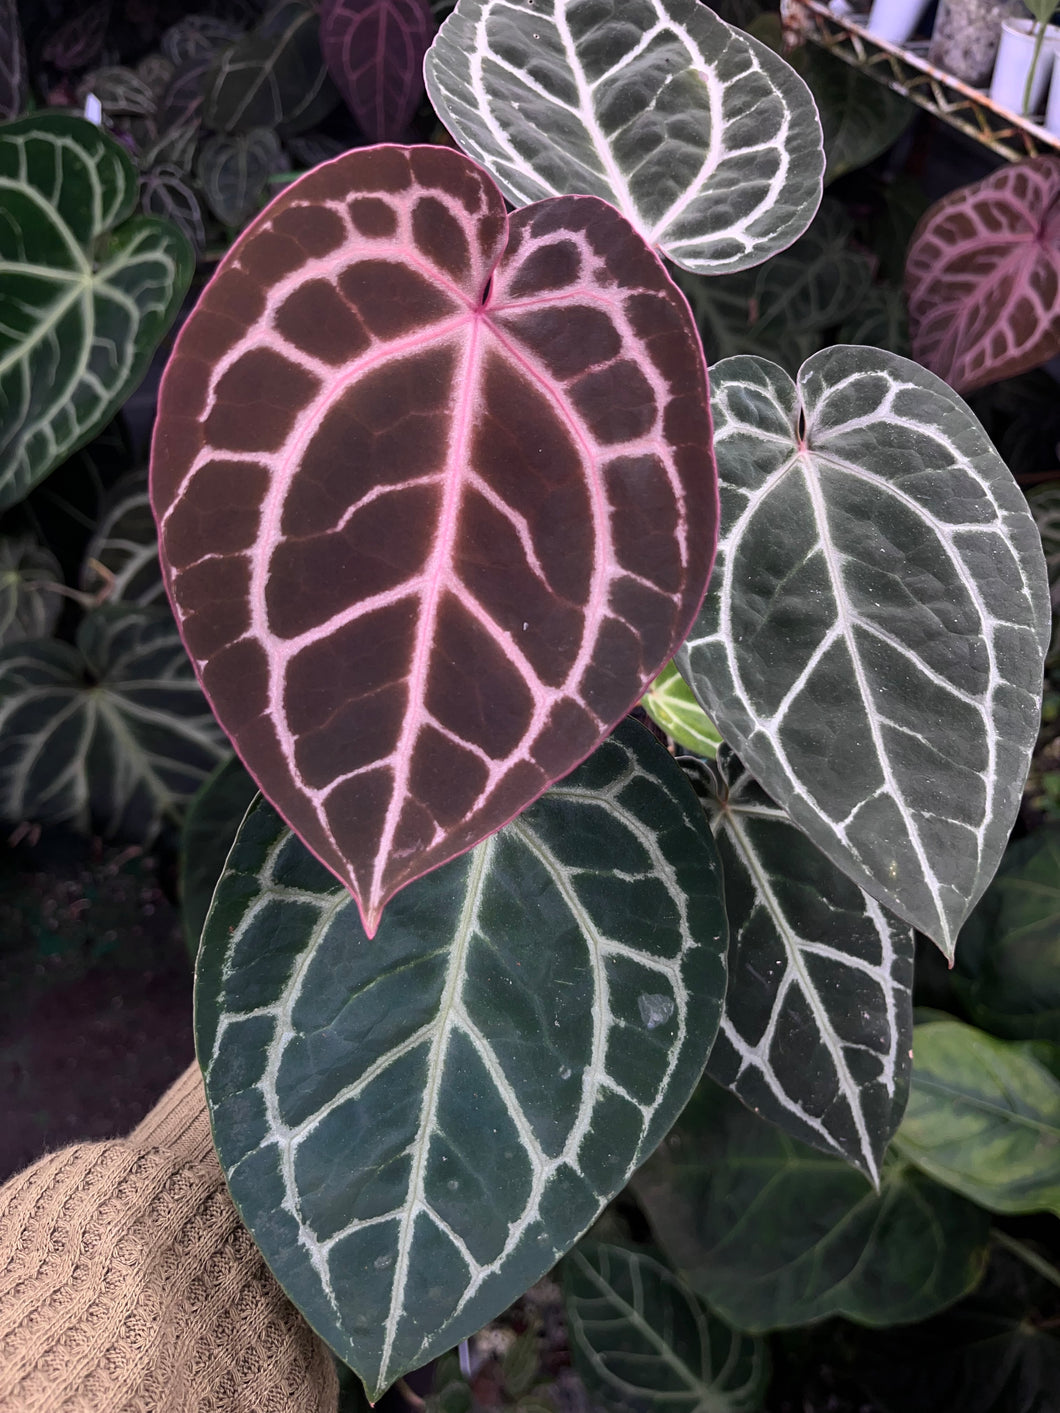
[320,0,435,142]
[905,155,1060,395]
[150,145,717,934]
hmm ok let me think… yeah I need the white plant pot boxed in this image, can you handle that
[1046,62,1060,135]
[864,0,931,43]
[989,17,1059,116]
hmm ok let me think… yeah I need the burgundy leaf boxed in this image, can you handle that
[905,156,1060,394]
[320,0,434,142]
[150,145,717,934]
[42,0,111,72]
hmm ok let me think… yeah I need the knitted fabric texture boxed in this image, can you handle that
[0,1063,339,1413]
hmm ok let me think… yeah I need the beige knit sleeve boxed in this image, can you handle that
[0,1063,339,1413]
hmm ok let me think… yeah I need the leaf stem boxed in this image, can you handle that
[992,1229,1060,1291]
[396,1379,427,1411]
[1022,20,1048,115]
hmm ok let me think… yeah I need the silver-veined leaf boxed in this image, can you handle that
[563,1243,768,1412]
[196,126,286,227]
[0,535,63,647]
[678,346,1051,956]
[685,748,913,1181]
[81,468,166,607]
[0,0,28,120]
[195,719,728,1399]
[0,113,193,509]
[140,165,207,252]
[893,1019,1060,1217]
[633,1078,990,1332]
[641,661,721,757]
[425,0,824,275]
[0,603,228,839]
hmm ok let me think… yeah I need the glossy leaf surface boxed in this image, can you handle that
[321,0,436,141]
[563,1243,768,1412]
[893,1020,1060,1217]
[0,114,193,510]
[425,0,824,275]
[641,662,721,757]
[196,721,729,1397]
[633,1080,990,1332]
[0,536,63,647]
[678,347,1050,955]
[685,748,914,1181]
[152,144,717,934]
[203,0,339,134]
[0,604,228,839]
[905,156,1060,394]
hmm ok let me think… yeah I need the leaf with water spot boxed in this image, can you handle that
[195,719,728,1399]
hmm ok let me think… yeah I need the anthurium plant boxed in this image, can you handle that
[139,0,1053,1398]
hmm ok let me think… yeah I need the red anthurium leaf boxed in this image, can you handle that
[151,145,717,935]
[905,155,1060,394]
[320,0,435,141]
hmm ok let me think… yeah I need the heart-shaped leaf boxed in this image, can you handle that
[893,1020,1060,1217]
[195,720,728,1398]
[0,535,63,647]
[425,0,824,275]
[197,126,286,227]
[678,347,1051,956]
[641,662,721,758]
[204,0,340,135]
[321,0,436,142]
[140,164,207,252]
[0,0,28,120]
[562,1243,769,1413]
[795,43,913,185]
[685,748,914,1181]
[152,144,717,934]
[79,64,157,117]
[81,468,166,608]
[0,603,229,839]
[162,13,245,65]
[0,113,193,510]
[905,156,1060,395]
[633,1079,991,1332]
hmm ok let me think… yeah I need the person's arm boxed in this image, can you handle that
[0,1062,339,1412]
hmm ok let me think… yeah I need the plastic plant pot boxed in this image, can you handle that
[990,16,1059,114]
[864,0,933,43]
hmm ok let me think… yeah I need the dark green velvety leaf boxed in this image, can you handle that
[0,0,28,120]
[0,535,63,647]
[633,1079,990,1332]
[641,662,722,758]
[180,753,259,956]
[0,604,228,840]
[196,126,285,226]
[140,165,207,252]
[796,46,914,184]
[196,720,728,1399]
[893,1020,1060,1217]
[679,347,1051,956]
[955,830,1060,1041]
[0,113,193,509]
[837,285,909,359]
[684,748,914,1182]
[426,0,824,276]
[563,1242,768,1412]
[81,468,166,607]
[203,0,340,135]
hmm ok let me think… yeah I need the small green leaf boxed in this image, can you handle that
[563,1242,768,1412]
[197,720,728,1399]
[203,0,339,135]
[893,1019,1060,1217]
[641,662,722,758]
[196,126,285,226]
[502,1322,543,1399]
[0,113,193,508]
[633,1079,990,1331]
[0,535,63,647]
[81,468,166,608]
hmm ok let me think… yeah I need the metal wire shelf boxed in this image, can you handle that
[782,0,1060,161]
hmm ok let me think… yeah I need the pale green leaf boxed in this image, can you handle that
[642,661,722,757]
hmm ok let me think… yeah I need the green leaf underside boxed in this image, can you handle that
[196,721,728,1399]
[563,1243,768,1412]
[0,114,192,509]
[678,347,1050,955]
[685,749,913,1181]
[633,1079,990,1332]
[0,604,228,838]
[955,830,1060,1041]
[894,1020,1060,1217]
[425,0,824,275]
[641,661,722,757]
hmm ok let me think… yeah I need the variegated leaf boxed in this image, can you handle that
[641,661,721,758]
[161,13,245,65]
[151,144,717,935]
[0,535,63,647]
[0,0,28,121]
[81,468,166,607]
[140,165,207,252]
[563,1243,769,1413]
[0,603,228,839]
[78,65,157,117]
[905,156,1060,395]
[321,0,436,142]
[0,113,193,510]
[197,126,286,227]
[678,347,1050,956]
[424,0,824,276]
[195,720,728,1399]
[684,748,913,1181]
